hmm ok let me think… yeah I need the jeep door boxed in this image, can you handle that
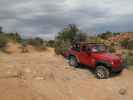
[78,46,95,67]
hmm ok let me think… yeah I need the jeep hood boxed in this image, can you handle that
[92,52,120,61]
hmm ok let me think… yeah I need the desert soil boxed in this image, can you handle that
[0,48,133,100]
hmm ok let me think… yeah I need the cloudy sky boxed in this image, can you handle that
[0,0,133,39]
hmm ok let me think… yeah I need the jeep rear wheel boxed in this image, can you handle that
[69,56,78,67]
[95,66,110,79]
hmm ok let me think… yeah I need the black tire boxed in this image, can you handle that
[69,56,78,67]
[95,66,110,79]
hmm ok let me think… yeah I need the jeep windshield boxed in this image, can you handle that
[89,44,106,52]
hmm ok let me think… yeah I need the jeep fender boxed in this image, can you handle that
[68,55,80,63]
[96,61,112,69]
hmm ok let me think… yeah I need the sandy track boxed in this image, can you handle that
[0,48,133,100]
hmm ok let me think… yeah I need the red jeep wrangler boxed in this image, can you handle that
[65,42,124,79]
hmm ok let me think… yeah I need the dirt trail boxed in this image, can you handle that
[0,48,133,100]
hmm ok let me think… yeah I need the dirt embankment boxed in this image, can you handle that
[0,48,133,100]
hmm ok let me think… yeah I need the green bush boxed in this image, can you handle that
[0,34,8,48]
[120,38,128,48]
[54,40,71,55]
[46,40,55,47]
[120,38,133,49]
[98,31,113,39]
[0,32,22,46]
[27,37,44,47]
[108,46,116,53]
[54,24,87,55]
[112,32,120,36]
[6,33,22,43]
[125,52,133,66]
[127,39,133,49]
[26,37,46,51]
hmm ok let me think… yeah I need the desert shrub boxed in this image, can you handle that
[54,40,71,55]
[125,52,133,66]
[120,38,128,48]
[27,37,44,47]
[127,39,133,49]
[120,38,133,49]
[108,46,116,53]
[6,33,22,43]
[128,51,133,56]
[46,40,55,47]
[27,37,46,51]
[54,24,87,55]
[110,42,115,46]
[74,32,87,42]
[98,31,113,39]
[0,34,8,49]
[112,32,120,36]
[0,32,22,46]
[0,32,23,52]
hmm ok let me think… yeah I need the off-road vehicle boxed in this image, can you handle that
[64,42,124,79]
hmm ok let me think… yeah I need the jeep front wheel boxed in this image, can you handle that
[95,66,110,79]
[69,56,78,67]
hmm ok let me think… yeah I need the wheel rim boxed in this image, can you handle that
[96,69,105,78]
[70,58,76,65]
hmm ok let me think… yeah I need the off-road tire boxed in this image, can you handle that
[95,66,110,79]
[69,56,78,67]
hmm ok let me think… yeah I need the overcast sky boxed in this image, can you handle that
[0,0,133,39]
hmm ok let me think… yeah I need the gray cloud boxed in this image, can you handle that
[0,0,133,39]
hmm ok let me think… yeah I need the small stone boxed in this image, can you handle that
[119,88,127,95]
